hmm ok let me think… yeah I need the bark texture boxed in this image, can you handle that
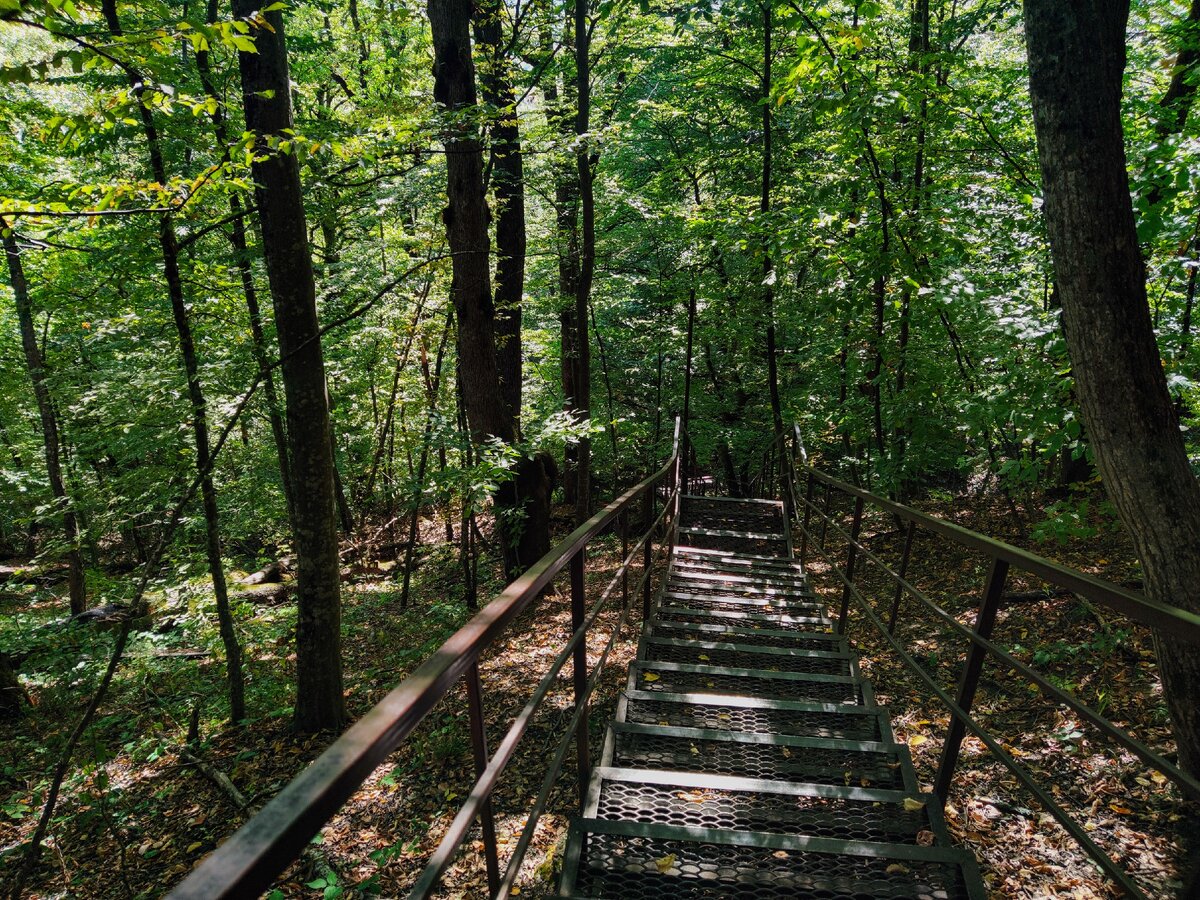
[234,0,346,732]
[428,0,551,577]
[473,0,526,430]
[1024,0,1200,776]
[3,229,86,615]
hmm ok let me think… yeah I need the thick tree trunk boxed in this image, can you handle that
[428,0,550,578]
[102,0,244,722]
[1024,0,1200,776]
[234,0,346,733]
[2,229,86,615]
[473,0,526,431]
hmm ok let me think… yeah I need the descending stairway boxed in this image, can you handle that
[559,494,986,899]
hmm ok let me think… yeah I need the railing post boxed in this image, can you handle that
[934,557,1010,799]
[887,520,917,634]
[642,489,653,621]
[620,510,629,612]
[819,482,833,550]
[569,548,590,807]
[837,496,865,634]
[465,662,500,896]
[799,472,815,566]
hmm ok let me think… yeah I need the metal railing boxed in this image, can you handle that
[781,427,1200,899]
[169,420,684,899]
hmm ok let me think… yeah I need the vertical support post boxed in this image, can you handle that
[465,662,500,896]
[934,557,1010,800]
[837,496,865,634]
[642,488,653,621]
[819,482,833,550]
[799,472,815,565]
[887,520,917,634]
[620,510,629,612]
[569,548,590,807]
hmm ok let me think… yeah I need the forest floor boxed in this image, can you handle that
[0,485,1196,898]
[0,505,647,899]
[802,482,1197,899]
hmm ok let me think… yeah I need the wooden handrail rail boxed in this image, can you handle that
[169,426,682,900]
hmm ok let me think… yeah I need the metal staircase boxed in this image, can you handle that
[559,494,986,899]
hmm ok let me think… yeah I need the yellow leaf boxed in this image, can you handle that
[698,654,710,661]
[689,744,700,755]
[654,853,676,873]
[642,672,660,682]
[886,863,910,875]
[186,841,203,853]
[903,797,926,812]
[781,747,792,758]
[909,734,928,748]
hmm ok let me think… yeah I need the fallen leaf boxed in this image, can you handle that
[909,734,928,748]
[642,672,660,682]
[886,863,910,875]
[654,853,676,873]
[903,797,926,812]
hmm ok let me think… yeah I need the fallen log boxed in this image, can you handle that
[232,583,293,605]
[239,556,294,586]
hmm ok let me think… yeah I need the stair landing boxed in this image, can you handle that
[559,494,985,899]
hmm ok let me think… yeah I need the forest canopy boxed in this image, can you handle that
[2,0,1200,894]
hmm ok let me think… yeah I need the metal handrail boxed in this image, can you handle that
[783,427,1200,899]
[169,423,683,900]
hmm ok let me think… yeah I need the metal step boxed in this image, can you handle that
[656,606,836,632]
[560,817,986,899]
[584,767,947,846]
[603,722,917,791]
[662,590,824,615]
[620,690,892,742]
[629,660,870,707]
[648,620,844,651]
[640,636,853,676]
[674,545,803,566]
[679,527,787,542]
[668,568,811,591]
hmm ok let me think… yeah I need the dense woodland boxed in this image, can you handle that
[2,0,1200,894]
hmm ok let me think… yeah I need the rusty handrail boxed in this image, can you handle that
[169,425,682,900]
[784,428,1200,898]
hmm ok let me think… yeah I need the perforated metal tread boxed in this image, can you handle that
[641,636,854,676]
[603,722,918,791]
[559,494,985,899]
[620,690,893,741]
[584,768,951,846]
[560,819,986,899]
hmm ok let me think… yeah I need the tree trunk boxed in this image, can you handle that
[762,6,784,445]
[399,308,452,609]
[428,0,551,578]
[573,0,594,526]
[197,0,295,528]
[546,28,582,508]
[102,0,244,722]
[3,230,86,615]
[234,0,346,733]
[473,0,526,431]
[1024,0,1200,776]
